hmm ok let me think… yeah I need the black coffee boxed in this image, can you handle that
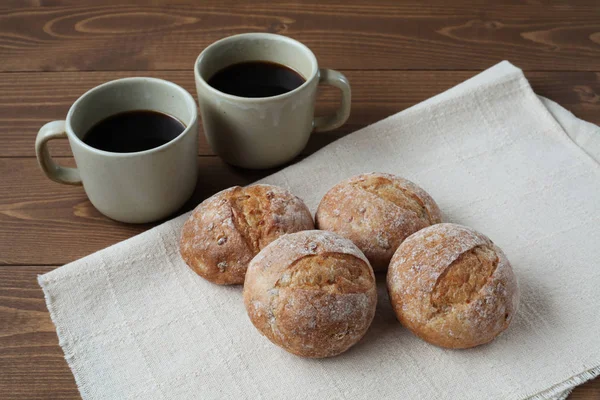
[82,110,185,153]
[207,61,305,98]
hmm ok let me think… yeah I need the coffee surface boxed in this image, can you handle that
[82,110,185,153]
[207,61,305,98]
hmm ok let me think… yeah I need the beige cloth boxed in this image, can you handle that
[39,61,600,400]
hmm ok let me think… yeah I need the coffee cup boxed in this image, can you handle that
[35,77,198,223]
[195,33,351,169]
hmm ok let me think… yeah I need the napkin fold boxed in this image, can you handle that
[40,61,600,400]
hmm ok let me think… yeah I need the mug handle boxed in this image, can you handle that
[313,68,351,132]
[35,120,82,185]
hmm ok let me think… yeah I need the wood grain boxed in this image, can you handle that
[1,70,599,158]
[0,1,599,72]
[0,156,272,265]
[0,266,79,399]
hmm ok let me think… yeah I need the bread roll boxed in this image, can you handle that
[316,173,442,271]
[387,223,519,349]
[244,230,377,358]
[180,184,314,285]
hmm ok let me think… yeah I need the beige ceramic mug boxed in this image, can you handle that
[35,77,198,223]
[195,33,351,169]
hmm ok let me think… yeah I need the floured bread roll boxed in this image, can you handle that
[180,184,314,285]
[316,173,442,271]
[387,223,520,349]
[244,230,377,358]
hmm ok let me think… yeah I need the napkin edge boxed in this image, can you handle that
[537,96,600,167]
[527,365,600,400]
[38,274,91,400]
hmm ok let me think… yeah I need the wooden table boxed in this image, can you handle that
[1,1,599,398]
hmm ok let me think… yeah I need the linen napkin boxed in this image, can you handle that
[39,61,600,400]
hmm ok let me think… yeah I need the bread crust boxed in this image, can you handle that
[244,230,377,358]
[387,223,520,349]
[180,184,314,285]
[316,173,442,271]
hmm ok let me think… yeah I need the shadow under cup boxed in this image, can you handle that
[195,33,320,169]
[66,78,199,223]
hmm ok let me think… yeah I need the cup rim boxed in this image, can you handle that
[65,77,198,158]
[194,32,319,103]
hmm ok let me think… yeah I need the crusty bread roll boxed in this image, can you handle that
[244,230,377,358]
[315,173,442,271]
[387,223,519,349]
[180,184,314,285]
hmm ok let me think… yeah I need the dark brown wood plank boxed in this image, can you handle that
[0,156,271,265]
[0,1,599,72]
[0,265,598,400]
[571,381,600,400]
[1,70,599,158]
[0,265,80,399]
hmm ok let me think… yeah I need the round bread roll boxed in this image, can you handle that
[315,173,442,271]
[180,184,314,285]
[244,230,377,358]
[387,223,519,349]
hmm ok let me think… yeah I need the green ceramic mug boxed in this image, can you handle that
[35,77,198,223]
[195,33,351,169]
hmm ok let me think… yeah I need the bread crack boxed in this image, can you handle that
[274,253,373,294]
[351,177,433,224]
[431,245,499,312]
[229,188,268,255]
